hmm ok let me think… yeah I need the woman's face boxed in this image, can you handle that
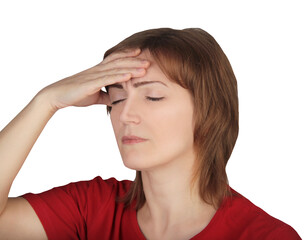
[108,50,195,171]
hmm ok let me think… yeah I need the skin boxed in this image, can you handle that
[0,49,150,239]
[0,48,216,239]
[108,50,216,239]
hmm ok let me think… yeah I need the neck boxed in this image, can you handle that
[137,151,216,236]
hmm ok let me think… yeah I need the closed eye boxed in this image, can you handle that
[111,97,164,105]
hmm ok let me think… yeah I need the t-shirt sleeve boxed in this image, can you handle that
[21,176,114,240]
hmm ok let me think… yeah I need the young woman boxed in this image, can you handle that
[0,28,301,239]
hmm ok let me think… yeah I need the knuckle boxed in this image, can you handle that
[112,57,125,66]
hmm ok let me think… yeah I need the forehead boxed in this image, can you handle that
[131,49,159,83]
[108,49,171,90]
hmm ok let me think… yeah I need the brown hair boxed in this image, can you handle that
[104,28,239,210]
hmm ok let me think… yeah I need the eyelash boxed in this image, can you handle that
[111,97,164,105]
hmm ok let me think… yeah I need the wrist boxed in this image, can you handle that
[34,89,58,115]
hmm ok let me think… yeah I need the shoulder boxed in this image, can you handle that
[21,177,135,239]
[22,176,133,220]
[78,176,132,193]
[42,176,133,201]
[218,188,301,239]
[85,176,133,201]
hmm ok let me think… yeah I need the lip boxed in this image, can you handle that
[122,135,148,144]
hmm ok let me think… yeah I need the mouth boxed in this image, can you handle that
[121,135,148,144]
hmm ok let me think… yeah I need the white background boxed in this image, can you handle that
[0,0,304,237]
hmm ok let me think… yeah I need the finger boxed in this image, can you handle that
[69,73,131,106]
[88,67,147,80]
[99,57,150,72]
[97,73,132,89]
[102,48,141,64]
[96,90,111,106]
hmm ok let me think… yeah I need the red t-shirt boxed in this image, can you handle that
[22,177,301,240]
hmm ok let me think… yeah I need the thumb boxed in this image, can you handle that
[96,90,111,106]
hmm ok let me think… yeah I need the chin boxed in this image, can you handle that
[122,158,147,171]
[121,156,156,171]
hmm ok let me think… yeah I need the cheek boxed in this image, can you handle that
[133,102,194,170]
[151,99,194,149]
[110,99,195,170]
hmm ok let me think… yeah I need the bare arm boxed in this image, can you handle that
[0,93,55,212]
[0,94,54,239]
[0,48,150,238]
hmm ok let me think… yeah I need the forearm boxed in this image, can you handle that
[0,91,56,214]
[0,49,147,216]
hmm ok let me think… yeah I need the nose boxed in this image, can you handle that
[119,96,141,124]
[119,82,141,124]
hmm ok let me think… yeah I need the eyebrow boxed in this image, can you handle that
[107,81,168,90]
